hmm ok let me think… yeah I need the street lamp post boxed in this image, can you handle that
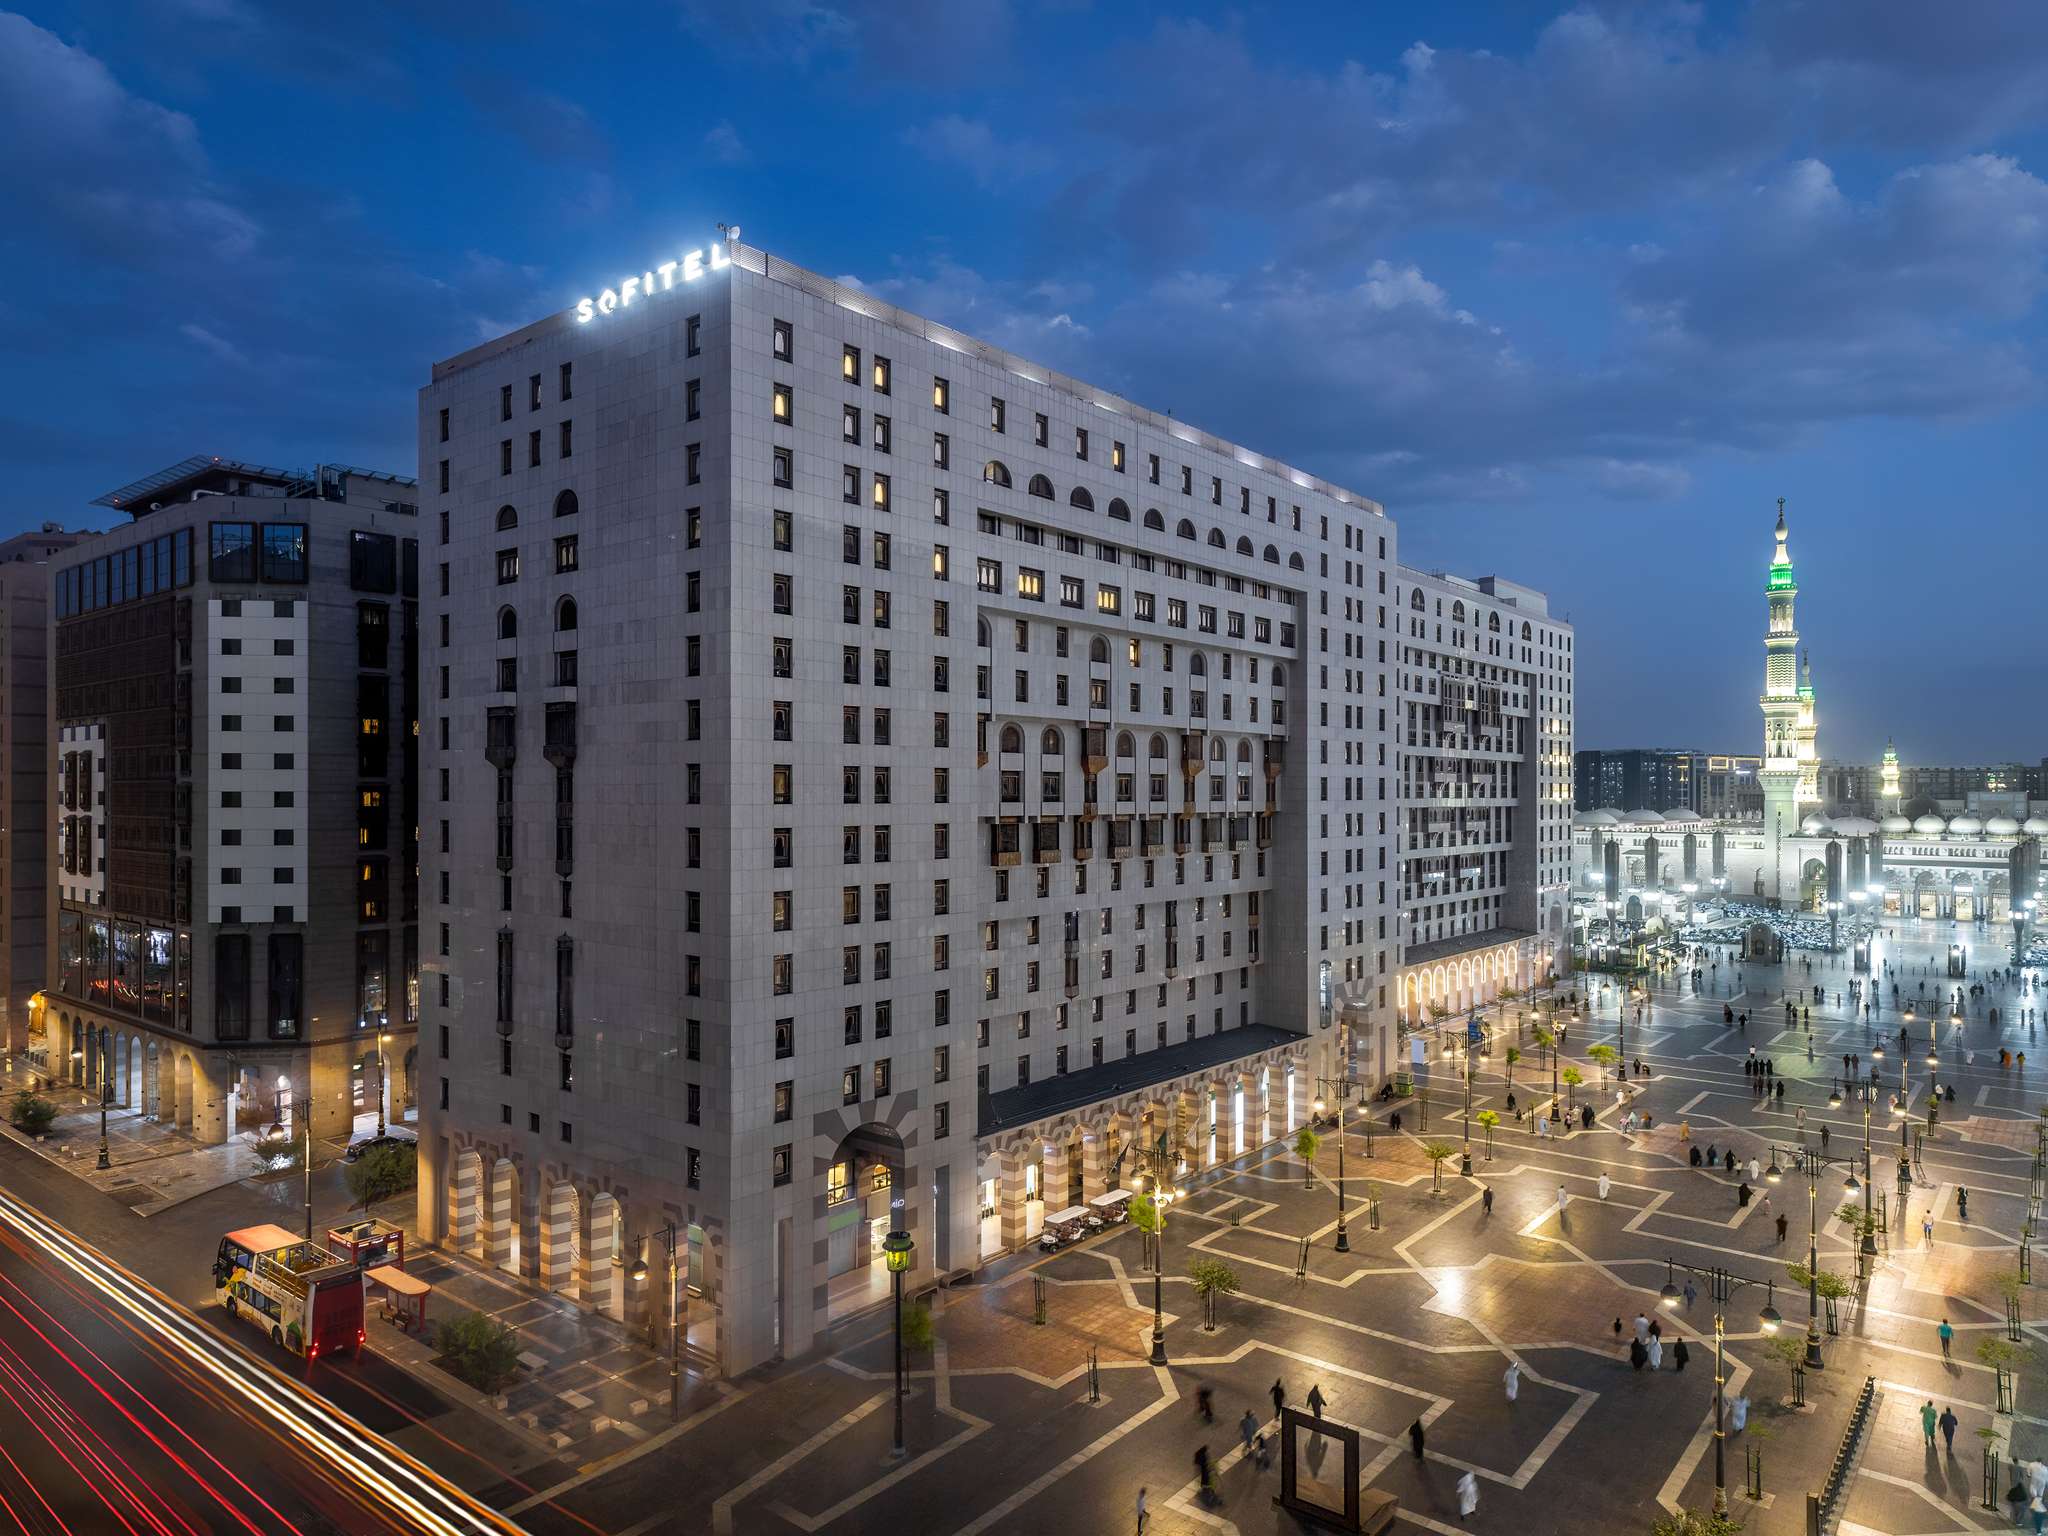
[1442,1033,1476,1176]
[1827,898,1842,954]
[1660,1259,1783,1515]
[374,1031,393,1136]
[1830,1079,1878,1277]
[1765,1144,1852,1367]
[96,1033,111,1170]
[1144,1183,1176,1365]
[1312,1077,1353,1252]
[627,1222,684,1422]
[883,1226,914,1456]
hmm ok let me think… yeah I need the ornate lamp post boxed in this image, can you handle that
[374,1030,393,1137]
[96,1034,112,1170]
[627,1221,684,1421]
[1765,1143,1856,1367]
[1661,1259,1783,1514]
[882,1226,915,1456]
[1442,1032,1476,1175]
[1312,1084,1350,1252]
[1830,1078,1878,1277]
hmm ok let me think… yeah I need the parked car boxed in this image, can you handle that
[343,1128,418,1163]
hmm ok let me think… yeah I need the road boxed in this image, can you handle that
[0,1185,525,1536]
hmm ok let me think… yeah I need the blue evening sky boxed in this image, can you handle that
[3,1,2043,762]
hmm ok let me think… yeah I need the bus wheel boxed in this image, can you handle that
[271,1326,283,1348]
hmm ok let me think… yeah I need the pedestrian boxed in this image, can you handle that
[1613,1316,1624,1347]
[1503,1358,1521,1402]
[2025,1456,2047,1506]
[1749,1156,1760,1182]
[1958,1187,1969,1222]
[1271,1378,1286,1419]
[1648,1335,1663,1370]
[1921,1400,1938,1447]
[1924,1214,1935,1248]
[1730,1395,1749,1434]
[1254,1433,1271,1472]
[1776,1212,1788,1243]
[1239,1409,1257,1459]
[1738,1181,1752,1208]
[1796,1106,1806,1131]
[1673,1339,1690,1372]
[1482,1186,1494,1217]
[1938,1318,1954,1361]
[1198,1385,1214,1423]
[1558,1184,1570,1216]
[2010,1477,2030,1527]
[1457,1469,1479,1521]
[1409,1419,1426,1459]
[1193,1444,1214,1501]
[1821,1123,1831,1151]
[1631,1337,1648,1371]
[1307,1382,1326,1419]
[1136,1486,1148,1533]
[1683,1277,1698,1311]
[1635,1312,1650,1343]
[1939,1404,1958,1455]
[1690,1145,1703,1167]
[1705,1142,1717,1165]
[1598,1173,1611,1200]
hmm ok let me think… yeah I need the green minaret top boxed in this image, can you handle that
[1768,497,1794,590]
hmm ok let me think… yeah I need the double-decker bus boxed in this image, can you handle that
[213,1223,365,1359]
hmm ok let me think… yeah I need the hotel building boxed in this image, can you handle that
[417,237,1567,1374]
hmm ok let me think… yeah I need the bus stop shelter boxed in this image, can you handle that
[365,1264,430,1335]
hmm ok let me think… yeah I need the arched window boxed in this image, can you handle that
[977,617,991,648]
[1107,497,1130,521]
[498,607,518,640]
[983,460,1012,488]
[1149,733,1167,760]
[1206,528,1225,548]
[1176,518,1196,540]
[1189,652,1207,677]
[496,505,519,531]
[1069,487,1095,512]
[1027,474,1055,500]
[1235,536,1254,556]
[1410,589,1426,611]
[1271,665,1287,688]
[555,597,577,632]
[1488,612,1501,632]
[1040,726,1062,755]
[1451,601,1465,623]
[1089,635,1109,664]
[1236,739,1252,763]
[999,724,1023,754]
[1287,552,1305,570]
[1521,621,1533,640]
[1115,731,1135,758]
[1144,507,1165,531]
[553,489,579,518]
[1262,543,1279,564]
[1209,736,1226,762]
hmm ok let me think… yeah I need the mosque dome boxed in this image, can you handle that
[1901,795,1942,821]
[1622,808,1666,825]
[1799,813,1831,835]
[1574,808,1622,827]
[1984,816,2021,836]
[1830,816,1879,836]
[1881,815,1912,833]
[2025,816,2048,835]
[1912,814,1947,836]
[1947,815,1984,836]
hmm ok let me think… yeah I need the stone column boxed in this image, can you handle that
[1081,1124,1108,1203]
[447,1150,479,1253]
[580,1191,618,1316]
[998,1146,1030,1252]
[190,1055,227,1145]
[1177,1089,1203,1174]
[140,1044,158,1121]
[539,1183,575,1294]
[483,1158,516,1272]
[1043,1138,1070,1212]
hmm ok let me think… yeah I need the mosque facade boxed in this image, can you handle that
[1573,506,2044,932]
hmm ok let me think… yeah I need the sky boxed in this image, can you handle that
[2,0,2044,763]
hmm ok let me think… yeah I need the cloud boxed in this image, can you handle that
[703,121,749,164]
[178,324,251,368]
[464,80,610,166]
[910,115,1051,185]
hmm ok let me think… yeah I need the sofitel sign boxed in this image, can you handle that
[573,237,735,323]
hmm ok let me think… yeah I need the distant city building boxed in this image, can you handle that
[1699,754,1763,821]
[1573,748,1703,815]
[1821,753,2039,820]
[42,457,420,1146]
[0,525,93,1060]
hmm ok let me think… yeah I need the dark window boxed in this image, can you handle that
[260,524,307,583]
[214,934,251,1040]
[350,531,398,593]
[267,934,303,1039]
[209,523,257,583]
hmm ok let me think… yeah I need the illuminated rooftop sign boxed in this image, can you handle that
[574,236,735,324]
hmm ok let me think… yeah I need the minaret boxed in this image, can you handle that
[1795,649,1820,807]
[1880,739,1901,817]
[1759,500,1802,854]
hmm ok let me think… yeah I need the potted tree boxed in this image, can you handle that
[1294,1126,1320,1189]
[1188,1258,1240,1331]
[1475,1110,1500,1160]
[1421,1140,1456,1193]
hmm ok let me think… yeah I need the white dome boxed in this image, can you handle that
[1800,813,1832,835]
[1985,816,2021,836]
[1623,808,1666,825]
[1881,815,1912,833]
[2026,816,2048,835]
[1913,815,1946,836]
[1831,816,1879,835]
[1575,809,1621,827]
[1948,815,1984,836]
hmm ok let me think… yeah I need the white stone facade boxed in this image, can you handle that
[416,239,1560,1377]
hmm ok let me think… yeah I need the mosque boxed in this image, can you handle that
[1573,504,2045,932]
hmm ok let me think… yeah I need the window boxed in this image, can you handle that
[529,430,541,467]
[842,404,861,443]
[259,524,307,583]
[932,432,949,469]
[1016,568,1044,602]
[933,376,949,413]
[773,447,793,488]
[560,360,573,400]
[773,318,792,359]
[1097,585,1122,615]
[1034,412,1049,447]
[554,535,578,573]
[772,381,790,422]
[872,473,891,512]
[990,397,1006,433]
[496,549,519,584]
[773,1146,793,1186]
[872,355,891,393]
[686,442,699,482]
[977,558,1001,593]
[773,509,792,551]
[686,314,702,355]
